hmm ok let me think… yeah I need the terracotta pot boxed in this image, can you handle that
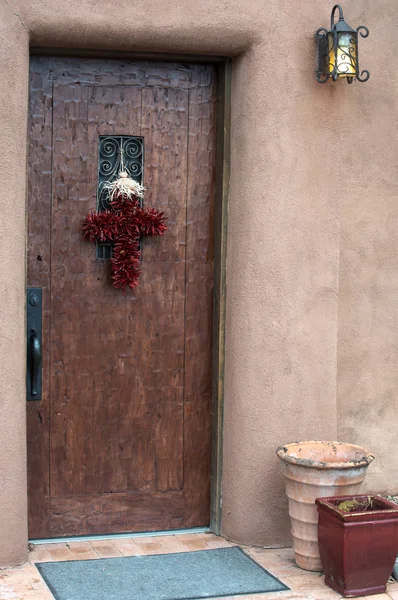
[276,441,375,571]
[316,495,398,597]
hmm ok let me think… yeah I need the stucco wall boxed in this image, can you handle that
[0,0,396,566]
[336,3,398,495]
[0,2,29,567]
[222,37,340,545]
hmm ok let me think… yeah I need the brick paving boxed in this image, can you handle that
[0,532,397,600]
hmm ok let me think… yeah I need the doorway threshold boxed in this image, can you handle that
[29,526,210,545]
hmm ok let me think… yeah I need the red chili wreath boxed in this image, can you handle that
[83,173,167,291]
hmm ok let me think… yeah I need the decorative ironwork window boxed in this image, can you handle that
[96,136,144,259]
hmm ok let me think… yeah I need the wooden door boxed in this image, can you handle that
[27,56,216,539]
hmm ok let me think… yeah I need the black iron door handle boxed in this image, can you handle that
[27,287,42,401]
[30,329,42,396]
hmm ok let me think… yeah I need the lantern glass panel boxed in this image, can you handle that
[327,33,335,74]
[330,32,357,77]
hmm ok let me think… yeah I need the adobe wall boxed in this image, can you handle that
[336,3,398,495]
[0,2,29,567]
[0,0,395,566]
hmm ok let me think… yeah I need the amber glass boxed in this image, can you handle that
[328,32,357,77]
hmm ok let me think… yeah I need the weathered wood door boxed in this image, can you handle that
[27,56,216,539]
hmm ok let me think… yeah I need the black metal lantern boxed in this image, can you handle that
[315,5,369,84]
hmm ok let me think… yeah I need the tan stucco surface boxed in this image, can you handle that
[0,0,396,566]
[336,1,398,495]
[0,1,29,567]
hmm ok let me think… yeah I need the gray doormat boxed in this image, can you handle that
[37,546,289,600]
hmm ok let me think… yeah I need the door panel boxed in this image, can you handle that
[27,57,216,538]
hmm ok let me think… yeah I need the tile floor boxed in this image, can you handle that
[0,532,397,600]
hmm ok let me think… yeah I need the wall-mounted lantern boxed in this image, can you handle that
[315,4,369,84]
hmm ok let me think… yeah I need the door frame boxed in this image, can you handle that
[28,48,231,537]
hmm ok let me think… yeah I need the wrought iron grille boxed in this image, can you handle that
[96,136,144,260]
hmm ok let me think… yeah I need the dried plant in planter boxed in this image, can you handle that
[316,494,398,597]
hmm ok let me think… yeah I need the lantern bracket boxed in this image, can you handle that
[331,4,344,26]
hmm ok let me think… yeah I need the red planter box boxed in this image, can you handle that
[316,495,398,597]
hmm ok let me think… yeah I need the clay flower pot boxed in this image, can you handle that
[276,441,374,571]
[316,495,398,597]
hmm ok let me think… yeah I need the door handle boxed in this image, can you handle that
[27,288,42,401]
[29,329,41,396]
